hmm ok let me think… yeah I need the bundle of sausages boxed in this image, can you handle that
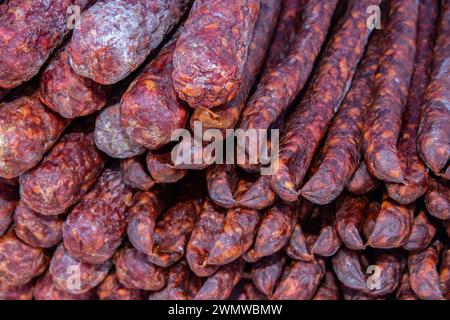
[0,0,448,300]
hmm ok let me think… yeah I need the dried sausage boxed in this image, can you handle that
[271,0,379,202]
[186,199,226,277]
[97,272,144,300]
[311,205,341,257]
[246,202,296,259]
[40,48,108,119]
[63,169,134,264]
[172,0,260,109]
[0,229,47,286]
[147,199,201,267]
[94,104,146,159]
[194,258,245,300]
[0,0,93,89]
[271,258,325,300]
[49,244,112,295]
[313,271,340,300]
[68,0,191,84]
[127,189,168,256]
[335,195,369,250]
[367,194,414,249]
[251,252,285,298]
[362,201,380,241]
[206,165,238,209]
[20,132,105,215]
[362,0,419,183]
[236,176,276,210]
[121,156,155,191]
[403,210,437,251]
[120,38,189,150]
[146,151,187,184]
[346,161,380,195]
[332,247,368,292]
[0,95,69,179]
[189,0,281,131]
[0,184,18,237]
[386,0,438,203]
[417,0,450,177]
[238,0,339,169]
[408,240,444,300]
[0,281,34,300]
[13,201,64,248]
[440,248,450,299]
[207,207,261,266]
[425,176,450,220]
[396,272,418,300]
[113,245,167,291]
[300,30,382,204]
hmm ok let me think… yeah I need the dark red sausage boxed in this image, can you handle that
[0,183,18,237]
[417,0,450,178]
[362,0,419,183]
[386,0,439,203]
[270,0,380,202]
[425,176,450,220]
[346,161,380,195]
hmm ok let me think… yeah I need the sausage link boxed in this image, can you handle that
[148,261,202,300]
[311,205,341,257]
[186,199,226,277]
[238,0,338,170]
[207,207,261,266]
[300,30,383,204]
[271,0,379,202]
[69,0,191,84]
[0,0,93,89]
[0,281,34,300]
[367,252,401,297]
[94,104,146,159]
[147,199,201,267]
[63,169,134,264]
[34,271,95,300]
[417,0,450,177]
[0,184,18,237]
[173,0,260,109]
[40,48,108,119]
[0,229,47,286]
[189,0,281,131]
[236,175,277,210]
[425,176,450,220]
[285,223,314,262]
[120,38,189,150]
[49,244,112,295]
[386,0,439,203]
[120,156,155,191]
[271,258,325,300]
[408,240,444,300]
[20,132,105,215]
[146,151,187,184]
[396,272,418,300]
[113,245,167,291]
[127,189,169,256]
[362,0,419,183]
[335,195,369,250]
[367,194,414,249]
[251,252,285,298]
[403,210,437,251]
[440,248,450,299]
[206,165,238,209]
[332,247,369,292]
[194,258,245,300]
[13,201,64,248]
[346,161,380,195]
[0,95,70,179]
[246,202,296,260]
[263,0,302,71]
[313,271,340,300]
[96,272,144,300]
[362,201,380,241]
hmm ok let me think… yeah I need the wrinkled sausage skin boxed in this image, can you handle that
[63,169,134,264]
[173,0,260,109]
[20,132,105,216]
[69,0,191,84]
[0,184,18,237]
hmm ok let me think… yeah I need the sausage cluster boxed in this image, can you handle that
[0,0,448,300]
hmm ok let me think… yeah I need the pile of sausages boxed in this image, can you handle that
[0,0,449,300]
